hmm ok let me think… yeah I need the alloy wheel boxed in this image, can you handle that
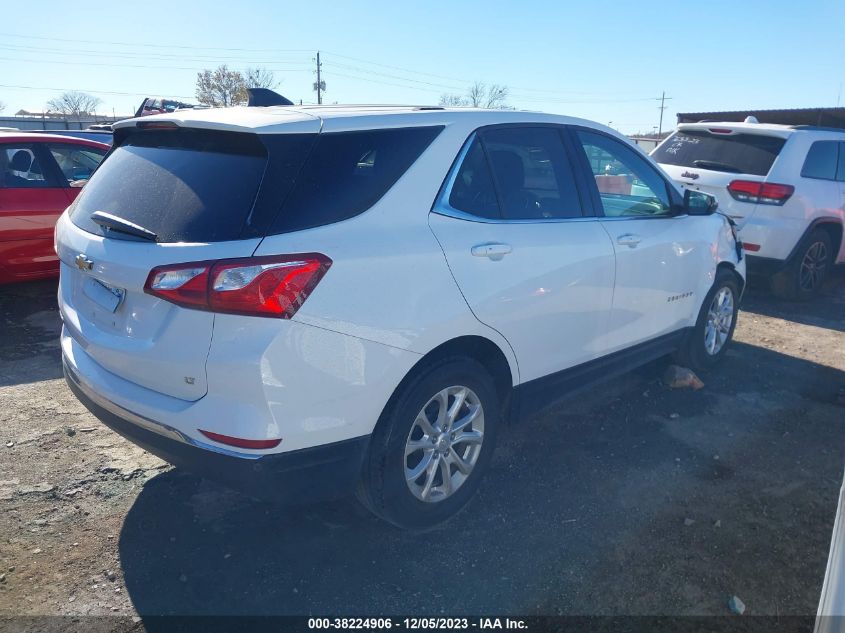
[704,287,735,356]
[799,241,828,292]
[404,386,485,503]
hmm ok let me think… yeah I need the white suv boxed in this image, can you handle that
[57,105,744,528]
[653,121,845,299]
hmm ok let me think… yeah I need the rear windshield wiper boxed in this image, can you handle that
[90,211,158,242]
[692,159,742,173]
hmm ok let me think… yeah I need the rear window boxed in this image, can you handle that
[269,126,443,235]
[653,130,786,177]
[70,129,271,243]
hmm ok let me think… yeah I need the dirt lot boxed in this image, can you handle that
[0,273,843,626]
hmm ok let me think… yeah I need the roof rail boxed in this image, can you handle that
[246,88,294,107]
[790,125,845,132]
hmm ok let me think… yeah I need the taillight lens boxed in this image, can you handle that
[727,180,794,206]
[144,254,331,318]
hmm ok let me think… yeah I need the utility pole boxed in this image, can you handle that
[315,51,323,105]
[657,91,672,137]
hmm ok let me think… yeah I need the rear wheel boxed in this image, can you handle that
[771,229,832,300]
[675,270,740,372]
[357,357,499,529]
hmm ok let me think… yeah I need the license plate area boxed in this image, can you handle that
[82,276,126,313]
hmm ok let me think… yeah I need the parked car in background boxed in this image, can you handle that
[653,121,845,299]
[0,133,109,284]
[28,130,113,146]
[57,105,744,528]
[135,97,198,117]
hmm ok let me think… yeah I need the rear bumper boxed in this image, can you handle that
[745,254,787,277]
[64,359,369,504]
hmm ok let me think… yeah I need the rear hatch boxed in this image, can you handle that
[652,124,790,227]
[57,121,318,400]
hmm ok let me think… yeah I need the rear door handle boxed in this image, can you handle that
[616,233,642,248]
[471,243,512,261]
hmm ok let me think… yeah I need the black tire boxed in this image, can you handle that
[357,357,499,529]
[675,270,741,373]
[770,229,833,301]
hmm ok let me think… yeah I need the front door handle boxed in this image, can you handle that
[471,243,512,261]
[616,233,642,248]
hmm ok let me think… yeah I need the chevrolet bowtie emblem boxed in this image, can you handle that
[75,254,94,271]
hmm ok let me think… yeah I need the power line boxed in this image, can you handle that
[0,55,312,74]
[0,83,195,100]
[0,31,312,53]
[0,43,311,65]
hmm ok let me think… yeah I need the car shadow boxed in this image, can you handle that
[118,342,845,621]
[0,279,63,386]
[741,266,845,333]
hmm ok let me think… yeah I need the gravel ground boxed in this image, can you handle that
[0,273,843,627]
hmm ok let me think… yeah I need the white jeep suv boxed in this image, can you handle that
[57,105,744,528]
[653,121,845,299]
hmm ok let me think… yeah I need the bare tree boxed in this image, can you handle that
[439,82,511,109]
[46,91,102,117]
[244,67,278,90]
[195,65,247,107]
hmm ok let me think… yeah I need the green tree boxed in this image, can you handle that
[196,65,248,107]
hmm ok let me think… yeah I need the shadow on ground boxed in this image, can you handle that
[741,267,845,333]
[0,279,62,386]
[118,341,845,621]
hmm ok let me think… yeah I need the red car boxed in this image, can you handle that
[0,133,109,284]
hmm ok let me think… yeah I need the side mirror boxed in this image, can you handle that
[684,189,719,215]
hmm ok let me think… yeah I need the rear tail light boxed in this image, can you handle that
[727,180,794,206]
[742,242,761,252]
[144,254,331,318]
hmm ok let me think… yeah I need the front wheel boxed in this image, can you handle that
[676,271,741,372]
[357,357,499,529]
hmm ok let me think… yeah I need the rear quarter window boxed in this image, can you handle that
[269,126,443,235]
[801,140,840,180]
[653,130,785,177]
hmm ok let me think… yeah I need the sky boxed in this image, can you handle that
[1,0,844,135]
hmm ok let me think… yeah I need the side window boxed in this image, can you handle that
[0,146,49,188]
[575,130,672,217]
[837,142,845,182]
[801,141,839,180]
[49,144,107,187]
[448,137,500,219]
[270,126,443,234]
[481,127,583,220]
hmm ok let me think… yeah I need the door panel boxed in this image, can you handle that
[570,127,706,348]
[430,214,616,382]
[429,128,616,383]
[599,216,707,350]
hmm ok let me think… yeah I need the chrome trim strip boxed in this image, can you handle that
[63,357,262,460]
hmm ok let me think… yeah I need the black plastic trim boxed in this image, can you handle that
[510,328,689,423]
[65,369,369,505]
